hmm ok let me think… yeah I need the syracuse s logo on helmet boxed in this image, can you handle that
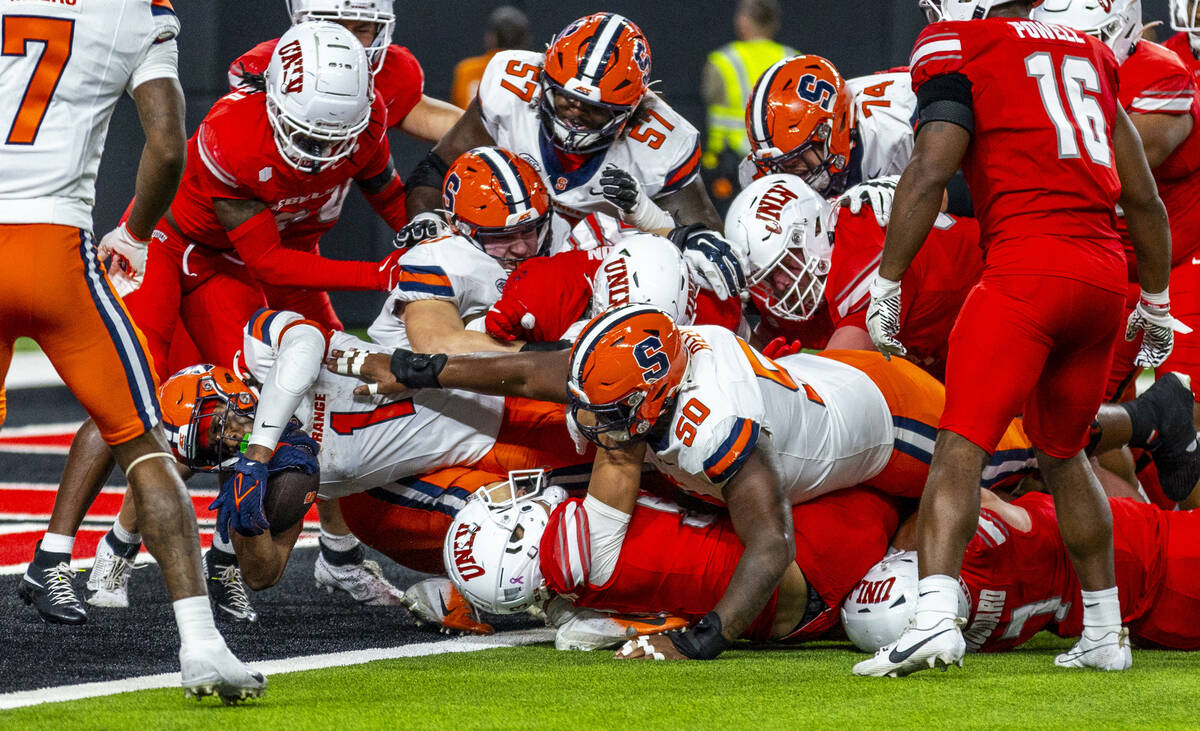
[633,335,670,382]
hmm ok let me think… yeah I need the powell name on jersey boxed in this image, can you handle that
[368,235,508,348]
[648,326,893,504]
[240,309,504,499]
[478,50,701,224]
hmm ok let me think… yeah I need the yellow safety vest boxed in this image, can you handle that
[704,39,797,168]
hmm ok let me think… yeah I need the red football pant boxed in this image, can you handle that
[941,274,1123,458]
[1158,257,1200,403]
[1130,507,1200,650]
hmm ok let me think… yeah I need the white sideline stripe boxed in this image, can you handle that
[0,535,321,575]
[0,422,81,437]
[5,350,64,389]
[0,482,218,498]
[0,628,554,710]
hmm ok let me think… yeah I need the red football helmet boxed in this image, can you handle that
[159,365,258,471]
[567,304,688,449]
[540,13,652,153]
[443,146,552,268]
[746,55,853,196]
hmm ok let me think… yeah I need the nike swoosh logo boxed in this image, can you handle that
[1193,257,1200,265]
[438,593,452,618]
[887,627,954,664]
[233,475,257,509]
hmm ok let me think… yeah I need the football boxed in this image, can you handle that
[264,468,319,535]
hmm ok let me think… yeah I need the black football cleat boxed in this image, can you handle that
[205,550,258,623]
[1140,373,1200,502]
[19,560,87,625]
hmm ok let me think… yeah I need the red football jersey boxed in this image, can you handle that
[540,487,899,643]
[825,208,983,381]
[170,89,391,253]
[910,18,1124,292]
[1117,41,1200,267]
[752,301,835,352]
[1163,32,1200,85]
[229,41,424,129]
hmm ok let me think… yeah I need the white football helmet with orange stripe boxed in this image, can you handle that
[1032,0,1141,62]
[920,0,1044,21]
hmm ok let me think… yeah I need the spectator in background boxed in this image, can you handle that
[451,5,531,109]
[701,0,796,211]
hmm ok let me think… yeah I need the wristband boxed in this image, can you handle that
[666,611,730,660]
[389,349,447,388]
[1140,288,1170,308]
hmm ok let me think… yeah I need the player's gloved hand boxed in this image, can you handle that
[210,456,270,539]
[838,175,900,228]
[268,422,319,475]
[99,223,151,297]
[1126,290,1191,368]
[762,337,803,359]
[375,248,407,291]
[599,165,640,214]
[485,251,594,342]
[392,212,450,249]
[671,224,747,301]
[866,272,907,360]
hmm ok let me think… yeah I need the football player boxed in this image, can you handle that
[329,303,1197,658]
[856,0,1175,677]
[396,13,744,301]
[724,174,983,376]
[844,486,1200,654]
[2,0,263,701]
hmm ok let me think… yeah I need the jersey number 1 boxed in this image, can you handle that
[1024,53,1111,167]
[2,16,74,146]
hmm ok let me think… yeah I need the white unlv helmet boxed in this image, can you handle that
[265,21,373,174]
[590,234,698,325]
[1032,0,1141,63]
[919,0,1044,22]
[287,0,395,73]
[724,174,833,323]
[841,551,970,652]
[1171,0,1200,37]
[443,471,562,615]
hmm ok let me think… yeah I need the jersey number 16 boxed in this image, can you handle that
[1024,53,1111,167]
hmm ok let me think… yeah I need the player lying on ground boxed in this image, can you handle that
[329,305,1199,658]
[843,485,1200,653]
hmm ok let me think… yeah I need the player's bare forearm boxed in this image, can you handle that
[713,445,794,640]
[1116,108,1172,293]
[585,442,646,515]
[438,349,570,403]
[1130,111,1193,170]
[399,95,465,143]
[657,178,722,232]
[214,197,269,230]
[127,78,187,239]
[405,300,521,355]
[407,98,495,217]
[879,122,969,281]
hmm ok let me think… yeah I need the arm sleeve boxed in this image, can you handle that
[909,24,974,135]
[685,416,761,487]
[541,495,631,593]
[127,39,179,92]
[229,208,381,290]
[248,319,328,451]
[915,73,974,136]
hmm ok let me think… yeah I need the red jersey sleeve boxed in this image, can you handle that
[1120,41,1196,116]
[909,22,969,91]
[227,39,278,89]
[375,45,425,128]
[825,209,886,328]
[192,96,260,200]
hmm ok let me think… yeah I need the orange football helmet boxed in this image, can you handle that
[540,13,652,153]
[443,146,552,268]
[567,304,688,449]
[746,55,853,196]
[159,365,258,471]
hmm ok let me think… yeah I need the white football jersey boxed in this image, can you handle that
[846,71,916,183]
[648,326,893,504]
[368,234,508,349]
[241,310,505,499]
[0,0,180,229]
[478,50,702,226]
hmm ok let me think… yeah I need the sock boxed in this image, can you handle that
[1120,397,1157,449]
[39,532,74,557]
[173,595,223,648]
[207,544,238,569]
[320,529,363,566]
[913,575,962,626]
[1080,586,1122,635]
[211,531,235,555]
[111,519,142,547]
[105,526,141,561]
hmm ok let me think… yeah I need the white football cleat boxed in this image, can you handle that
[86,538,134,608]
[179,639,266,705]
[403,577,493,635]
[313,553,405,606]
[852,616,966,677]
[1054,627,1132,671]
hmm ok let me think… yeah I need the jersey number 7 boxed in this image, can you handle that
[2,15,74,146]
[1025,53,1111,167]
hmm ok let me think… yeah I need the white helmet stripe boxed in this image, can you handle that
[750,57,791,146]
[472,147,530,216]
[581,13,627,83]
[569,303,663,390]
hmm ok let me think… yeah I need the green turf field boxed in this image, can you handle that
[6,633,1198,730]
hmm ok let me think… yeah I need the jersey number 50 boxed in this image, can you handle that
[1025,53,1111,167]
[2,16,74,146]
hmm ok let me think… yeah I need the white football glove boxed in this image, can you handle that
[99,223,150,297]
[866,272,907,359]
[1125,290,1191,368]
[838,176,900,228]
